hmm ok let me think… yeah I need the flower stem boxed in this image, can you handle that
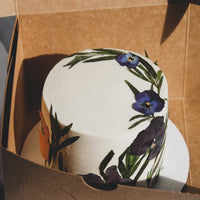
[133,158,149,185]
[129,153,146,177]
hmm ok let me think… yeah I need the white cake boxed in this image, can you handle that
[40,49,168,188]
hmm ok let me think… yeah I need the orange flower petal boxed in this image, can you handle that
[38,129,50,161]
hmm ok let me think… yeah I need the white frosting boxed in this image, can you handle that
[42,49,168,183]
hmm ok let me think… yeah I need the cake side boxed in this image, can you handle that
[41,48,168,188]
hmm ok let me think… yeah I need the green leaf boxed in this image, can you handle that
[125,148,139,171]
[128,68,149,82]
[129,115,147,122]
[56,136,80,152]
[144,49,149,58]
[133,159,149,184]
[58,152,63,171]
[138,57,157,78]
[83,55,116,63]
[94,48,125,55]
[67,52,90,58]
[128,118,149,129]
[48,145,53,166]
[156,70,162,82]
[129,153,146,176]
[50,106,60,145]
[60,123,73,136]
[158,75,164,94]
[134,68,151,82]
[118,148,129,178]
[63,55,92,68]
[154,60,158,65]
[99,150,115,180]
[137,65,156,85]
[125,80,139,96]
[118,161,129,178]
[126,155,139,172]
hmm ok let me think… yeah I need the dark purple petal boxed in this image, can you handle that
[105,165,121,184]
[83,173,104,185]
[130,130,154,156]
[82,173,118,190]
[130,117,165,158]
[148,122,165,160]
[146,116,164,135]
[119,178,135,186]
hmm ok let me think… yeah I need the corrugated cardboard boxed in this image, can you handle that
[1,0,200,199]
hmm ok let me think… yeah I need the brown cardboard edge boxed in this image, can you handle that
[0,0,16,17]
[2,146,200,200]
[0,0,199,18]
[0,18,18,149]
[1,1,200,198]
[1,0,195,18]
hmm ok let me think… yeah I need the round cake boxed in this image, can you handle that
[40,48,168,188]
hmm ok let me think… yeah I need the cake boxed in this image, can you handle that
[40,48,168,189]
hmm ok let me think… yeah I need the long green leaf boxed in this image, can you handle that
[67,52,90,58]
[127,155,139,172]
[125,80,139,96]
[118,148,129,178]
[129,115,148,122]
[134,68,151,82]
[64,55,92,68]
[83,55,116,63]
[56,136,80,152]
[133,159,149,184]
[138,57,157,78]
[156,70,162,82]
[48,145,53,166]
[94,48,125,55]
[129,153,146,177]
[128,118,149,129]
[60,123,73,136]
[138,64,156,84]
[99,150,115,180]
[158,75,164,94]
[128,68,149,82]
[145,49,149,58]
[58,152,63,171]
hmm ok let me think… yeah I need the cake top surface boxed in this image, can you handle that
[42,49,168,136]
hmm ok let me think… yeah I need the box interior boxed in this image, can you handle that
[2,1,200,198]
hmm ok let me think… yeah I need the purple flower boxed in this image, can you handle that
[130,116,165,160]
[83,165,134,190]
[116,53,139,68]
[133,90,165,116]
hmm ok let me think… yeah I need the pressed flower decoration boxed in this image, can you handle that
[116,53,139,68]
[132,90,165,116]
[83,116,167,189]
[46,48,168,189]
[38,106,79,169]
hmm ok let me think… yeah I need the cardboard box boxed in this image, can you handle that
[1,0,200,199]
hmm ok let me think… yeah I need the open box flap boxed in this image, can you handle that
[0,0,171,17]
[1,1,200,199]
[2,146,200,200]
[2,0,200,18]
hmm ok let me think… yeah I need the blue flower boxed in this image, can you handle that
[130,116,165,160]
[132,90,165,116]
[116,53,139,68]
